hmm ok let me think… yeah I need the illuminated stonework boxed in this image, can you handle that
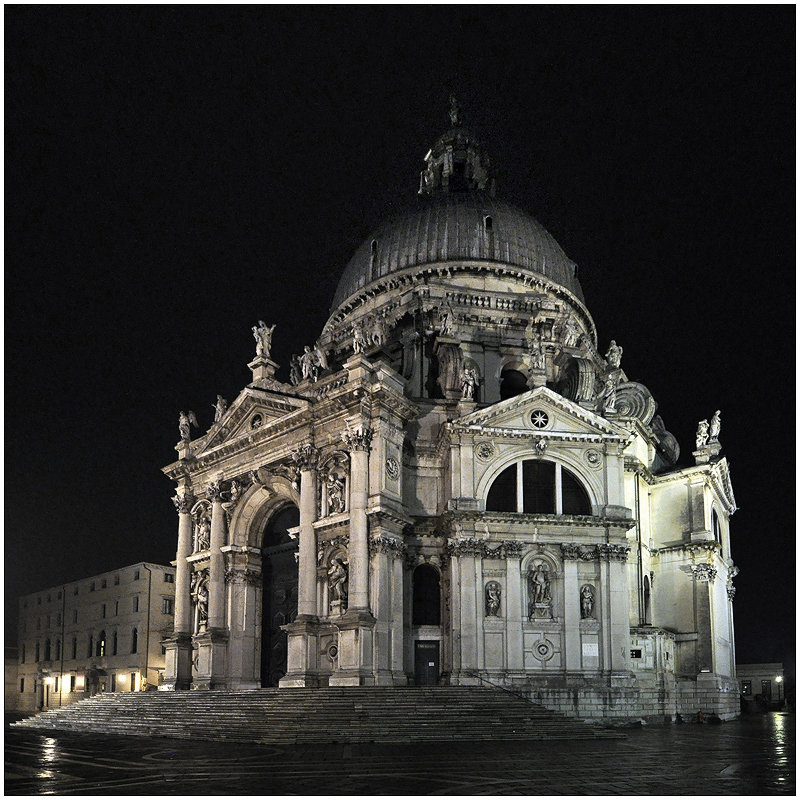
[161,107,739,722]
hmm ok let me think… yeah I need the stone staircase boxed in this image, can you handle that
[12,687,624,744]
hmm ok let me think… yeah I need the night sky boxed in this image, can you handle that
[6,7,794,678]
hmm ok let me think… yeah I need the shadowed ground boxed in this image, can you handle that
[5,711,794,795]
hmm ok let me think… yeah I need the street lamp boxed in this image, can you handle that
[775,675,783,702]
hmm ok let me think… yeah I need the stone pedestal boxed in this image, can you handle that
[434,337,463,400]
[160,633,192,690]
[279,617,321,687]
[248,355,280,386]
[192,628,229,689]
[693,441,721,465]
[328,610,377,686]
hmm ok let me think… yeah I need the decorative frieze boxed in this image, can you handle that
[560,542,630,562]
[445,538,523,560]
[317,534,350,562]
[342,426,373,453]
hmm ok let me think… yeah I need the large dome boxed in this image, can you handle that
[330,192,584,312]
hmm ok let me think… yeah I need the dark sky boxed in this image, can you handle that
[6,7,794,675]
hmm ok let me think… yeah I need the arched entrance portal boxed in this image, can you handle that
[261,504,300,687]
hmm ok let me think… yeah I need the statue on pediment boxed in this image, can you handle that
[696,419,709,450]
[709,410,721,442]
[252,321,276,359]
[213,395,228,424]
[179,410,198,441]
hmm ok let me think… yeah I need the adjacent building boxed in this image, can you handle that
[14,562,175,713]
[737,662,785,707]
[161,104,739,722]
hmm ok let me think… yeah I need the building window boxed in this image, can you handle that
[20,678,25,693]
[35,642,41,661]
[101,604,107,619]
[162,598,174,615]
[70,675,76,692]
[164,573,174,583]
[21,644,26,663]
[412,565,441,626]
[742,680,752,696]
[71,637,77,659]
[97,631,106,657]
[114,575,120,586]
[112,631,118,656]
[131,628,138,654]
[761,680,772,699]
[55,640,61,660]
[712,510,722,557]
[134,571,140,581]
[73,609,78,624]
[486,459,591,516]
[133,596,139,613]
[90,583,95,592]
[44,639,51,661]
[114,601,119,616]
[101,579,107,589]
[87,635,93,658]
[484,215,493,231]
[499,368,528,400]
[73,586,79,595]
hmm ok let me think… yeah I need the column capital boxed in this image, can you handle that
[342,425,373,453]
[207,479,226,502]
[172,493,195,514]
[291,443,318,471]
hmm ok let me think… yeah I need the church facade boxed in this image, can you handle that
[161,107,739,722]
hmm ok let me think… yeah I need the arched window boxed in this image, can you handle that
[500,368,528,400]
[712,510,723,557]
[412,565,441,626]
[486,459,591,515]
[131,628,138,654]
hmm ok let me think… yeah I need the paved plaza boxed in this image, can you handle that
[4,711,794,795]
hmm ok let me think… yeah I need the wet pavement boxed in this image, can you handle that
[4,711,794,795]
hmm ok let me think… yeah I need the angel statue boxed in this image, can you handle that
[252,321,276,359]
[299,343,328,383]
[179,411,199,442]
[709,410,721,442]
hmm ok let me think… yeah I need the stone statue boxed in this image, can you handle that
[369,312,388,347]
[212,395,228,424]
[605,340,623,369]
[191,572,209,630]
[562,317,580,348]
[602,374,618,413]
[439,303,455,337]
[460,365,479,400]
[695,419,709,450]
[252,321,276,358]
[326,473,345,515]
[195,516,211,551]
[485,582,501,617]
[328,558,348,604]
[179,410,198,442]
[352,320,369,354]
[709,410,721,442]
[449,94,462,127]
[530,564,551,604]
[289,354,302,386]
[528,326,546,371]
[580,584,595,619]
[300,346,319,382]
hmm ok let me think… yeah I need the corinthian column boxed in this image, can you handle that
[291,444,319,619]
[171,493,194,635]
[342,425,373,611]
[206,480,227,630]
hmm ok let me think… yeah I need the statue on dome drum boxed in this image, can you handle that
[460,364,480,400]
[212,395,227,424]
[709,410,721,442]
[602,374,619,414]
[605,340,623,369]
[299,344,326,382]
[695,419,710,450]
[179,410,198,442]
[289,354,302,386]
[352,320,369,354]
[528,325,546,371]
[252,321,276,359]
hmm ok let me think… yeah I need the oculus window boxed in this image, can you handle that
[486,459,591,515]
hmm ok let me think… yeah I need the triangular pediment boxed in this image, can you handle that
[193,386,309,455]
[451,386,627,440]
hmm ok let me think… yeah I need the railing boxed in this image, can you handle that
[462,670,534,704]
